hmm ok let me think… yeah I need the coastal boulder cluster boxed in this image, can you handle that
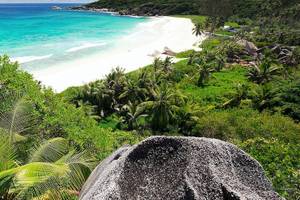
[71,5,160,16]
[80,137,282,200]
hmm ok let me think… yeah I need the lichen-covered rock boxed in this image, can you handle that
[80,137,283,200]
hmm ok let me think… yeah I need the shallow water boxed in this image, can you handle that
[0,3,147,71]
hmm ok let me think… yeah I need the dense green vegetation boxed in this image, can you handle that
[63,9,299,197]
[88,0,300,22]
[89,0,299,46]
[0,56,141,199]
[1,1,299,199]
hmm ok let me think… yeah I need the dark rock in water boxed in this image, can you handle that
[51,6,62,10]
[80,137,283,200]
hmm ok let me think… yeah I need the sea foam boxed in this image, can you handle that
[66,43,107,53]
[11,54,53,64]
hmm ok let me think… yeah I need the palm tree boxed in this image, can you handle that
[120,101,147,130]
[81,67,129,117]
[81,81,114,117]
[150,57,174,84]
[196,63,215,87]
[162,57,173,74]
[0,99,93,199]
[136,69,157,100]
[193,23,203,37]
[137,69,153,88]
[214,52,227,72]
[0,136,93,200]
[205,16,222,33]
[250,84,275,112]
[153,58,163,72]
[187,51,196,65]
[105,67,126,97]
[137,83,186,131]
[119,79,148,104]
[292,46,300,67]
[282,46,300,67]
[0,97,33,144]
[276,80,300,121]
[222,84,249,108]
[247,58,282,84]
[77,101,100,120]
[177,103,206,135]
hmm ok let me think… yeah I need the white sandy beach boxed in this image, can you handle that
[30,16,205,92]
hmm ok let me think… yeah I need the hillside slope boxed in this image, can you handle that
[87,0,300,20]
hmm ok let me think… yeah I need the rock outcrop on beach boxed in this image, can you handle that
[71,5,161,16]
[80,136,283,200]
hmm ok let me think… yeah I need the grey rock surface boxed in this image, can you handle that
[80,136,283,200]
[237,39,259,57]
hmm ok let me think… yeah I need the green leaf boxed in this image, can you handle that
[29,138,69,163]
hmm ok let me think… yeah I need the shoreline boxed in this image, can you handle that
[70,6,150,17]
[29,16,205,92]
[69,8,146,19]
[68,6,120,16]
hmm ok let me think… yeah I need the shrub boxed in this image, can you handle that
[225,21,240,28]
[190,108,300,199]
[237,138,300,199]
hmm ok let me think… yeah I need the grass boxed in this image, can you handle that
[176,50,196,58]
[177,66,249,105]
[173,59,194,72]
[200,38,222,50]
[225,21,240,28]
[215,30,235,36]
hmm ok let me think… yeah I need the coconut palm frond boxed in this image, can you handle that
[29,138,69,163]
[0,162,69,195]
[49,149,94,198]
[16,163,69,187]
[0,134,18,198]
[61,152,93,193]
[11,162,70,200]
[0,134,17,172]
[0,136,17,171]
[19,151,92,200]
[30,189,63,200]
[193,23,203,37]
[0,97,34,143]
[2,148,93,200]
[247,58,282,84]
[56,150,94,170]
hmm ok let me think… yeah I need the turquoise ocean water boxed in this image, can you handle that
[0,3,147,71]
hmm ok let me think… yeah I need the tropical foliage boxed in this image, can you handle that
[0,136,93,200]
[1,0,300,199]
[0,56,142,199]
[0,98,93,199]
[247,58,282,84]
[59,17,299,198]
